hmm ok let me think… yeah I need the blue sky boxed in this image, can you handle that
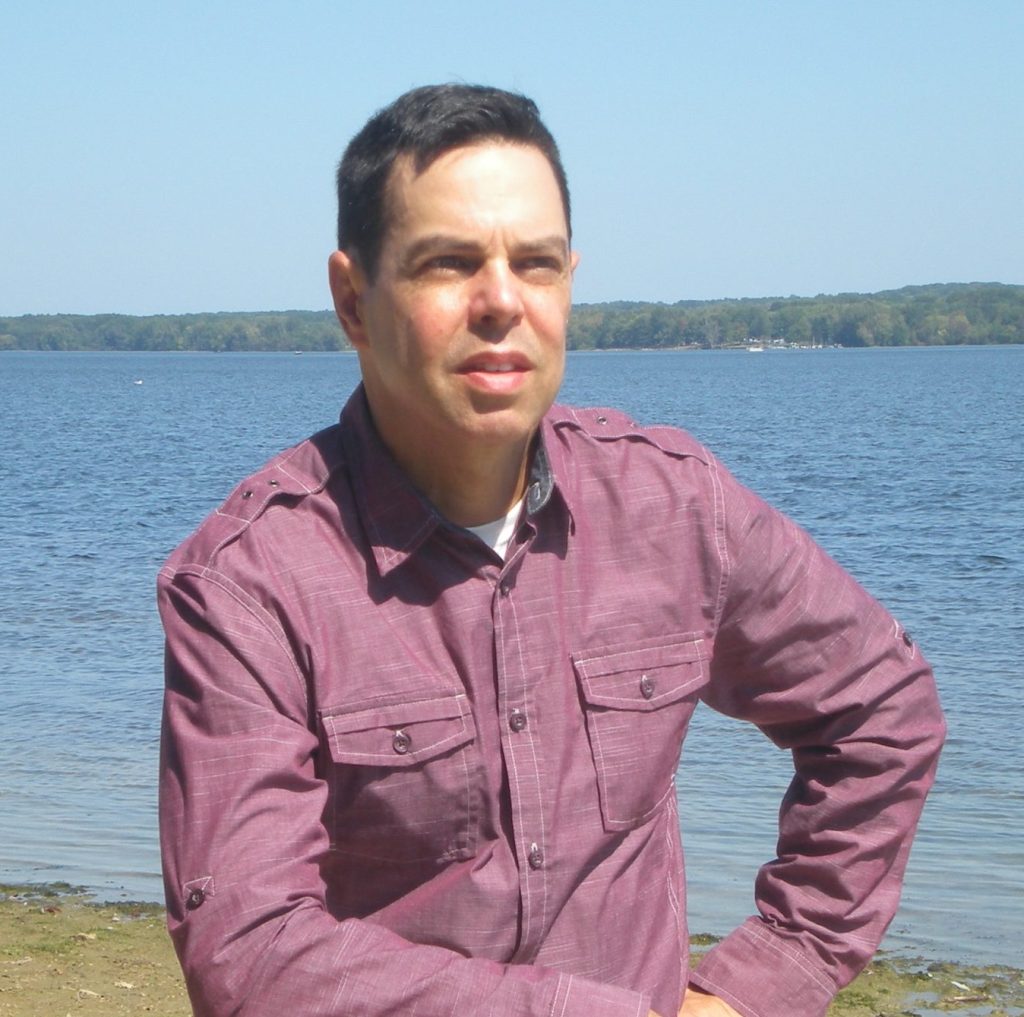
[2,0,1021,315]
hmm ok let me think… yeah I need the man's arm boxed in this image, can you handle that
[158,564,650,1017]
[685,465,945,1017]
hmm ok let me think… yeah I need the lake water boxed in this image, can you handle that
[1,346,1021,968]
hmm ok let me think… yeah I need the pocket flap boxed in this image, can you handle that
[322,693,475,768]
[573,638,707,712]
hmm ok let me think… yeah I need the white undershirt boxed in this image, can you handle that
[465,497,524,560]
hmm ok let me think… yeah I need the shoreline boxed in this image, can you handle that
[2,884,1021,1017]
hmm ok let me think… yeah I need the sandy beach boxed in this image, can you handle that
[1,884,1021,1017]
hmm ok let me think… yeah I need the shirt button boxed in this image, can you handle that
[528,843,544,870]
[639,674,656,700]
[509,708,527,733]
[392,729,411,754]
[185,888,205,910]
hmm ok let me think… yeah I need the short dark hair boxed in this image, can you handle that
[336,83,571,279]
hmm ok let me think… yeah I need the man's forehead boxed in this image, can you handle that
[381,141,566,234]
[393,139,551,181]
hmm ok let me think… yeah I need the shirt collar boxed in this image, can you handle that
[340,387,570,578]
[340,387,443,578]
[525,438,555,515]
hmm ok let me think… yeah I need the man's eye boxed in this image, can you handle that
[425,255,471,273]
[518,257,564,275]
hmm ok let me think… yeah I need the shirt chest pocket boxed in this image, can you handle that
[320,692,478,865]
[573,637,709,832]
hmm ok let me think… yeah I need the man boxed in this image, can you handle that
[158,84,944,1017]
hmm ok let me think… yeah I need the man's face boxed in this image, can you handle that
[330,142,577,485]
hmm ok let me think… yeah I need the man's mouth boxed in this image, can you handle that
[459,352,531,375]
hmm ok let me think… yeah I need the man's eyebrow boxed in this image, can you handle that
[392,235,470,271]
[513,236,571,256]
[400,234,570,263]
[401,234,481,262]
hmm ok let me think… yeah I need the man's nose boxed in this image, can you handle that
[470,261,524,334]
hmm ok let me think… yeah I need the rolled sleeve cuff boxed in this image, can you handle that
[552,971,651,1017]
[690,918,837,1017]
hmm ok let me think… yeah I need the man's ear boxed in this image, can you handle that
[328,250,369,348]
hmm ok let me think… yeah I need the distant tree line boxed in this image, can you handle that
[0,310,344,353]
[1,283,1020,352]
[569,283,1023,349]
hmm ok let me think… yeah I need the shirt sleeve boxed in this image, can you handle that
[157,565,650,1017]
[688,462,946,1017]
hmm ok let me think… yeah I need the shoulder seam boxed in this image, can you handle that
[550,409,712,465]
[158,562,308,709]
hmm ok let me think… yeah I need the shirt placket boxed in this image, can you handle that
[492,534,549,962]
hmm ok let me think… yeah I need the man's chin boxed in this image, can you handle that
[458,403,551,448]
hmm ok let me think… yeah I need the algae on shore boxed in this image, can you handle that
[2,885,1021,1017]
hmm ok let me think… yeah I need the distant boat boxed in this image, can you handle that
[133,379,144,384]
[747,345,764,353]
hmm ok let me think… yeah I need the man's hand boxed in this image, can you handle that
[677,985,742,1017]
[646,985,743,1017]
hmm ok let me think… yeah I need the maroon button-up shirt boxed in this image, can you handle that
[158,387,944,1017]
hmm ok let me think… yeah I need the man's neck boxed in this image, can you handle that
[357,382,538,527]
[404,441,530,528]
